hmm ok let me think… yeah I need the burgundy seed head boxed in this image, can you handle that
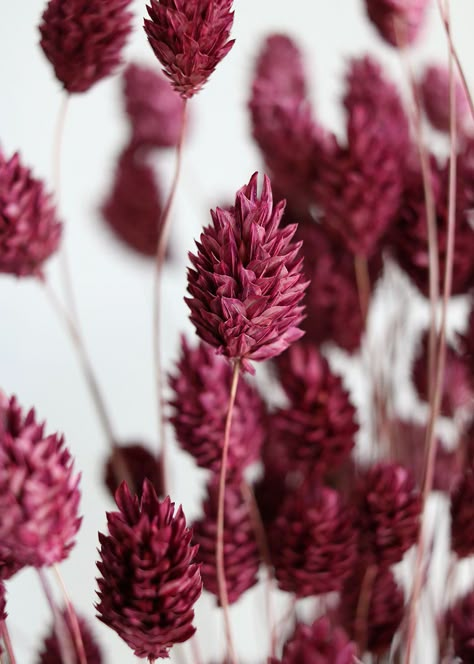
[279,616,356,664]
[37,609,103,664]
[364,0,430,47]
[103,442,163,501]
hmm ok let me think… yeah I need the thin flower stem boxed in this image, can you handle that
[53,565,87,664]
[190,634,203,664]
[354,564,377,654]
[1,622,16,664]
[354,254,371,323]
[404,3,457,661]
[240,481,276,658]
[153,100,188,496]
[38,569,75,664]
[216,360,240,664]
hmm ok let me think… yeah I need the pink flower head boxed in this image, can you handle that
[364,0,430,47]
[269,485,357,597]
[186,173,308,373]
[144,0,235,99]
[447,589,474,663]
[0,393,81,568]
[103,442,163,501]
[192,480,259,605]
[356,462,421,566]
[451,467,474,559]
[38,609,103,664]
[0,583,6,622]
[96,481,201,659]
[169,337,266,476]
[420,65,470,134]
[272,343,358,479]
[101,147,162,258]
[39,0,134,94]
[123,63,186,149]
[279,617,356,664]
[0,151,61,277]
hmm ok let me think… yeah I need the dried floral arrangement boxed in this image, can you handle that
[1,0,474,663]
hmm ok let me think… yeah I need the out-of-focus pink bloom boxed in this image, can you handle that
[451,467,474,559]
[169,337,266,476]
[447,589,474,663]
[38,609,103,664]
[0,393,81,568]
[0,583,5,622]
[123,63,185,149]
[144,0,235,99]
[103,442,163,500]
[186,173,308,373]
[0,151,61,277]
[39,0,133,93]
[364,0,430,47]
[96,481,201,659]
[420,65,470,134]
[279,617,356,664]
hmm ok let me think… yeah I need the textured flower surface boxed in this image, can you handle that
[0,549,24,583]
[39,0,134,93]
[96,481,201,659]
[144,0,235,99]
[186,173,308,373]
[447,589,474,663]
[451,467,474,559]
[340,564,404,655]
[356,462,421,566]
[0,393,81,567]
[272,343,358,478]
[269,485,357,597]
[169,337,266,475]
[123,63,185,149]
[101,147,162,257]
[104,442,163,500]
[38,609,103,664]
[192,481,259,604]
[420,65,470,133]
[365,0,430,46]
[0,151,61,277]
[279,617,356,664]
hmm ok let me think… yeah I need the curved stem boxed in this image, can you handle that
[153,100,188,496]
[38,570,75,664]
[216,361,240,664]
[404,3,457,661]
[354,254,371,324]
[53,565,87,664]
[1,622,16,664]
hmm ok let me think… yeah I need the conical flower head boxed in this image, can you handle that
[103,442,163,501]
[169,337,266,476]
[355,462,421,566]
[0,151,61,277]
[186,173,308,373]
[123,63,185,149]
[280,617,356,664]
[96,481,201,659]
[144,0,235,99]
[451,467,474,559]
[39,0,134,94]
[272,343,358,478]
[192,480,259,604]
[269,485,357,597]
[0,393,81,568]
[420,65,470,134]
[364,0,430,47]
[38,609,103,664]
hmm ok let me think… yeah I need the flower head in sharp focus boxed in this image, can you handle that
[0,151,61,278]
[0,392,81,568]
[38,609,103,664]
[186,173,308,374]
[96,481,201,660]
[144,0,235,99]
[39,0,134,94]
[364,0,430,47]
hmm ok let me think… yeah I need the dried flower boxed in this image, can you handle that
[38,609,103,664]
[279,617,356,664]
[272,343,358,478]
[0,393,81,568]
[420,65,470,133]
[0,151,61,277]
[123,63,185,149]
[0,583,6,622]
[339,564,404,655]
[144,0,235,99]
[96,481,201,659]
[169,337,266,476]
[39,0,134,93]
[101,147,163,257]
[0,549,24,582]
[269,485,357,597]
[451,467,474,558]
[186,173,308,373]
[103,442,163,501]
[447,589,474,663]
[364,0,430,47]
[192,481,259,604]
[356,462,421,566]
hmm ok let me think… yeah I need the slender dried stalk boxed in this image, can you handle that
[354,564,377,654]
[38,570,75,664]
[354,254,371,323]
[1,623,16,664]
[216,360,240,664]
[153,100,188,495]
[53,565,87,664]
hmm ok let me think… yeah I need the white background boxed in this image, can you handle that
[1,0,474,662]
